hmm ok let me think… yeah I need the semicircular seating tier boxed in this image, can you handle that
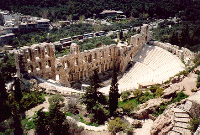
[118,44,185,91]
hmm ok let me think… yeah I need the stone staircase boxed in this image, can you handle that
[167,102,192,135]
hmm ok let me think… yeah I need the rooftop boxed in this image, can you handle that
[100,10,124,14]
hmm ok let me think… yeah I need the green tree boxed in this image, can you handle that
[0,53,16,82]
[170,32,179,45]
[48,94,64,110]
[34,108,49,135]
[0,75,11,122]
[132,89,143,103]
[109,62,119,116]
[13,78,23,104]
[82,69,106,112]
[108,117,128,134]
[48,94,69,134]
[119,30,123,40]
[180,24,190,47]
[13,104,23,135]
[82,69,107,124]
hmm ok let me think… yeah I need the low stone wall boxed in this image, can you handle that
[149,40,197,66]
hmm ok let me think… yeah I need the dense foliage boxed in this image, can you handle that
[1,0,199,22]
[109,63,120,116]
[77,36,116,52]
[34,94,69,135]
[153,21,200,52]
[81,69,108,124]
[0,53,16,82]
[108,117,128,134]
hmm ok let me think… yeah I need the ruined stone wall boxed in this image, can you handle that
[15,42,56,80]
[15,24,150,86]
[149,40,197,66]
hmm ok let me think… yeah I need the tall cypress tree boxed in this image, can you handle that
[12,77,23,135]
[0,75,11,122]
[13,77,23,104]
[109,62,119,116]
[82,69,106,112]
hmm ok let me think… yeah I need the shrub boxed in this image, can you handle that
[153,88,164,98]
[67,98,79,114]
[149,85,160,93]
[121,102,135,115]
[89,104,109,125]
[195,70,200,75]
[121,91,131,101]
[108,117,128,134]
[126,126,134,135]
[191,89,195,92]
[188,117,200,133]
[132,89,143,102]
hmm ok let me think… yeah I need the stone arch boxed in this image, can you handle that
[94,53,97,59]
[88,54,92,63]
[137,38,139,45]
[84,56,87,62]
[118,50,120,56]
[28,49,32,61]
[66,60,70,68]
[105,64,107,70]
[102,51,104,58]
[38,47,41,58]
[48,60,51,67]
[75,58,78,66]
[80,71,83,79]
[145,36,147,42]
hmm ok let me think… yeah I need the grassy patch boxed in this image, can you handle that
[152,92,189,117]
[86,122,99,127]
[22,117,35,130]
[66,112,74,117]
[118,98,139,108]
[79,115,86,123]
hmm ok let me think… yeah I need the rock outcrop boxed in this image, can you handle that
[131,98,171,119]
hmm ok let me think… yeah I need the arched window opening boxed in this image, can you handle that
[75,58,78,66]
[94,53,97,59]
[102,51,104,58]
[88,54,92,63]
[48,60,51,67]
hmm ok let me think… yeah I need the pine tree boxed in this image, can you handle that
[82,69,108,124]
[12,77,23,135]
[170,32,179,45]
[34,108,49,135]
[13,104,23,135]
[82,69,105,111]
[49,94,69,134]
[109,62,119,116]
[13,77,23,103]
[119,30,123,40]
[0,75,11,122]
[180,24,190,47]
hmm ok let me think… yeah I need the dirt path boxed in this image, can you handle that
[134,119,154,135]
[25,96,50,118]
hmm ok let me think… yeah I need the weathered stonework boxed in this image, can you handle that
[15,43,56,80]
[149,40,199,66]
[15,24,150,87]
